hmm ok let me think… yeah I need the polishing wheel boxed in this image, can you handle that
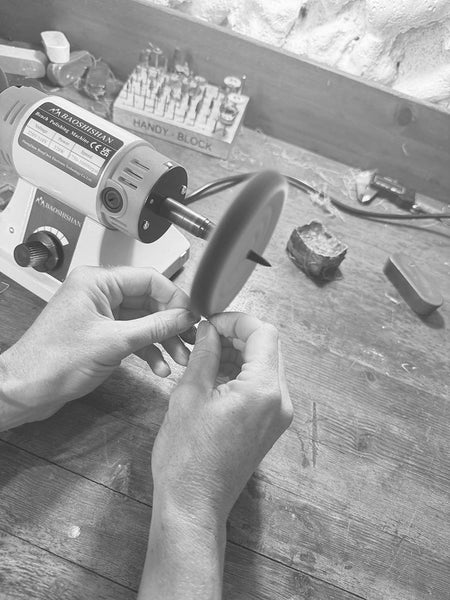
[190,170,287,316]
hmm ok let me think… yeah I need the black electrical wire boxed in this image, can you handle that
[185,173,253,203]
[185,171,450,221]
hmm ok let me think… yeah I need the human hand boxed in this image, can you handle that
[0,266,197,429]
[151,312,293,524]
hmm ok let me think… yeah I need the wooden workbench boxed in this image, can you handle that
[0,1,450,598]
[1,124,449,600]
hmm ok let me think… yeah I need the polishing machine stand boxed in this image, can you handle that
[0,85,286,315]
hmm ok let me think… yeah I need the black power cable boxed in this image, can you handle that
[185,171,450,221]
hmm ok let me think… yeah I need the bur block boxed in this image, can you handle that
[112,65,249,158]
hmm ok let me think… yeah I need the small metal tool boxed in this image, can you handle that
[152,47,163,69]
[358,172,416,209]
[223,75,241,95]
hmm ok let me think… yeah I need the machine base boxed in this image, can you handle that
[0,179,190,301]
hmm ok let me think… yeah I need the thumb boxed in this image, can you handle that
[116,308,197,353]
[180,320,221,392]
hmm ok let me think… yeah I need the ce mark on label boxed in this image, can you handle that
[89,141,112,157]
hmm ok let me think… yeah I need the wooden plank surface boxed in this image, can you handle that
[1,367,449,599]
[2,0,450,202]
[1,115,449,600]
[0,442,362,600]
[0,531,135,600]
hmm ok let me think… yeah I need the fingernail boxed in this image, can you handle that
[156,362,171,377]
[187,310,200,323]
[196,320,210,342]
[177,310,198,328]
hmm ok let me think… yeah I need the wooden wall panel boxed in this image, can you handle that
[1,0,450,202]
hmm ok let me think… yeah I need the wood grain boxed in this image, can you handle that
[0,442,363,600]
[2,0,450,201]
[0,531,135,600]
[2,349,449,600]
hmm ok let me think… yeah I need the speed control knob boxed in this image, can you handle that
[14,231,62,272]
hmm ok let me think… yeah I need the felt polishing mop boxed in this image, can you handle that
[190,170,287,316]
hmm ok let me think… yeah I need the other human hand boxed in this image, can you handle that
[151,312,293,524]
[0,266,197,429]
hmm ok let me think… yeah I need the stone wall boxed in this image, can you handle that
[151,0,450,109]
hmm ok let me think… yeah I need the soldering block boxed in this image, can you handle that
[286,220,348,280]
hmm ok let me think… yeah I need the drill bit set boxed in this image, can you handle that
[112,44,250,158]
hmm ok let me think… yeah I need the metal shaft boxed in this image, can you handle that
[159,196,215,240]
[159,197,271,266]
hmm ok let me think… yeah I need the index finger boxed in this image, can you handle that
[209,312,279,372]
[107,267,192,311]
[209,311,263,343]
